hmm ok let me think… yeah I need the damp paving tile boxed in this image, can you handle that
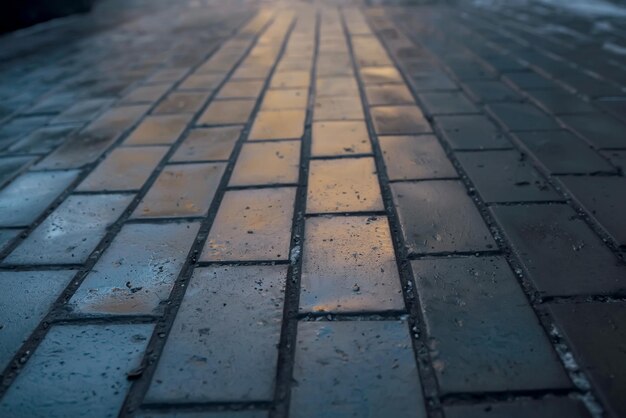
[230,140,300,186]
[170,126,241,162]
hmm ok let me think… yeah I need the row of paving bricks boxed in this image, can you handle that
[0,0,624,417]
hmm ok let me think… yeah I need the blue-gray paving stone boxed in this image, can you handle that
[603,150,626,172]
[456,150,561,203]
[0,229,20,252]
[410,72,457,91]
[526,90,595,115]
[0,156,34,187]
[0,170,79,227]
[412,256,570,394]
[7,125,81,154]
[380,135,457,180]
[0,270,74,370]
[503,72,558,90]
[392,181,496,254]
[559,176,626,247]
[290,321,426,418]
[548,302,626,418]
[516,131,614,174]
[146,265,286,403]
[418,91,479,115]
[434,115,511,150]
[559,113,626,149]
[69,222,200,316]
[490,204,626,297]
[443,397,591,418]
[462,80,521,103]
[51,99,114,124]
[0,324,153,418]
[137,412,268,418]
[5,194,132,265]
[487,102,560,131]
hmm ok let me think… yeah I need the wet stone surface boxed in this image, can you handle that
[443,398,592,418]
[171,126,242,162]
[380,135,457,181]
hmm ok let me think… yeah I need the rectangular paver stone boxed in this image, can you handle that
[412,256,570,394]
[548,302,626,418]
[434,114,510,150]
[0,170,78,227]
[456,150,561,203]
[559,113,626,148]
[365,84,414,106]
[462,80,521,103]
[314,96,364,121]
[488,102,560,131]
[490,204,626,297]
[444,398,591,418]
[418,91,478,115]
[0,324,152,418]
[0,271,74,370]
[125,115,191,145]
[380,135,457,180]
[249,110,306,140]
[290,321,426,418]
[392,180,496,254]
[371,106,431,135]
[153,92,210,114]
[218,80,265,99]
[6,194,132,265]
[261,89,308,110]
[197,100,256,126]
[133,163,225,219]
[300,216,404,313]
[202,187,295,261]
[230,141,300,186]
[69,222,200,316]
[146,265,286,403]
[171,126,241,162]
[307,157,383,213]
[311,121,371,156]
[77,146,167,191]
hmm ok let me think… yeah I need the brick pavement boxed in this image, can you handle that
[0,0,625,417]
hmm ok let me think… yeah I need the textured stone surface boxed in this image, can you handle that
[380,135,457,180]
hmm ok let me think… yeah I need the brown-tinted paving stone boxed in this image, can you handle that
[137,412,268,418]
[560,176,626,246]
[218,80,265,99]
[371,105,431,135]
[8,125,79,154]
[0,156,33,187]
[527,90,595,115]
[37,105,149,169]
[171,126,241,162]
[300,216,403,313]
[261,89,308,110]
[197,99,255,126]
[462,80,522,103]
[559,113,626,148]
[125,115,191,145]
[232,64,272,81]
[290,321,426,418]
[516,131,613,174]
[148,68,188,84]
[270,71,310,89]
[365,84,414,105]
[392,181,496,254]
[457,151,561,203]
[52,98,113,124]
[202,188,295,261]
[418,91,479,115]
[360,66,404,84]
[307,157,383,213]
[443,398,591,418]
[178,73,223,91]
[380,135,457,180]
[0,170,78,227]
[77,146,167,192]
[120,84,171,104]
[316,77,359,97]
[133,163,225,219]
[0,324,152,418]
[70,222,199,316]
[548,302,626,417]
[249,110,306,140]
[487,102,560,131]
[412,257,569,394]
[490,204,626,297]
[311,120,371,156]
[230,141,300,186]
[0,271,74,370]
[434,114,510,150]
[5,194,132,265]
[153,92,209,114]
[313,96,364,121]
[146,265,286,403]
